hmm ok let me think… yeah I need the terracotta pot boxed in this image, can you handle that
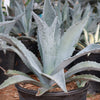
[15,83,89,100]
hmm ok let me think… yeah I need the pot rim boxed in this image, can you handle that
[15,82,89,96]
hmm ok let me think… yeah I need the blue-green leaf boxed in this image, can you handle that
[65,61,100,78]
[42,0,56,26]
[0,75,43,89]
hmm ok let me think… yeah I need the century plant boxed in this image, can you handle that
[54,0,95,34]
[8,0,36,40]
[0,0,22,34]
[70,0,99,8]
[1,0,100,97]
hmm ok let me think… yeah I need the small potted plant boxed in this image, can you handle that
[0,15,100,99]
[1,1,100,100]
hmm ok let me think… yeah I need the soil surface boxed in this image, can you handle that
[0,84,100,100]
[0,85,19,100]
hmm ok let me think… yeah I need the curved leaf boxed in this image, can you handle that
[42,0,56,26]
[33,12,66,92]
[0,34,42,73]
[6,70,31,77]
[0,34,52,87]
[55,15,89,69]
[52,44,100,75]
[66,74,100,83]
[65,61,100,78]
[33,12,57,74]
[25,0,34,33]
[0,75,43,89]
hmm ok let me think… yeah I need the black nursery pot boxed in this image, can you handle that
[15,83,89,100]
[65,49,88,70]
[66,50,100,94]
[0,50,15,84]
[86,53,100,94]
[14,38,39,73]
[72,52,100,94]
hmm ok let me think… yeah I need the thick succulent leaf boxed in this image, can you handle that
[11,0,33,36]
[36,84,58,96]
[10,0,24,14]
[55,0,62,25]
[0,34,42,73]
[32,12,57,74]
[52,44,100,75]
[62,0,69,22]
[25,0,34,33]
[65,61,100,78]
[0,20,16,34]
[33,12,67,92]
[6,70,31,78]
[0,75,43,89]
[72,3,83,24]
[0,34,51,86]
[11,20,25,34]
[11,12,26,34]
[0,13,24,34]
[82,4,91,19]
[85,14,97,33]
[53,18,61,49]
[15,1,27,34]
[0,0,4,21]
[55,16,89,69]
[37,87,50,96]
[42,0,56,26]
[66,74,100,83]
[42,71,67,92]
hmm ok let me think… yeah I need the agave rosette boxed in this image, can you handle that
[0,0,100,96]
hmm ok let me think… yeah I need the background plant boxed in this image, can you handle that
[0,0,22,35]
[8,0,37,40]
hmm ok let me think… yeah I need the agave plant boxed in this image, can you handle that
[54,0,94,34]
[70,0,99,8]
[0,0,22,34]
[8,0,37,40]
[1,0,100,97]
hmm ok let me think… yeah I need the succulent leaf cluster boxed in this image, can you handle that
[0,0,100,97]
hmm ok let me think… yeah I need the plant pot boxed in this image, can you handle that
[65,50,88,70]
[15,83,89,100]
[66,51,100,94]
[14,38,39,73]
[75,53,100,94]
[0,50,15,84]
[87,53,100,94]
